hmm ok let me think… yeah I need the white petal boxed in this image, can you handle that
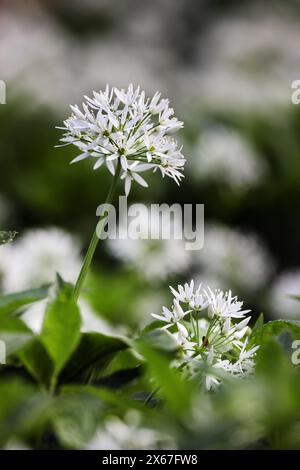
[132,173,148,188]
[125,177,132,196]
[169,286,180,299]
[236,317,251,331]
[177,322,188,338]
[70,153,89,164]
[134,163,154,172]
[93,158,104,170]
[120,156,128,170]
[106,153,119,161]
[151,313,168,323]
[234,326,248,340]
[173,299,185,319]
[106,159,116,175]
[207,347,214,365]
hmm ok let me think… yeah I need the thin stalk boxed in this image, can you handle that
[73,159,122,302]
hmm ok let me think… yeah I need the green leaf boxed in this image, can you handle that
[254,319,300,346]
[137,342,196,416]
[136,328,178,355]
[18,339,53,386]
[59,332,128,383]
[256,336,293,378]
[0,378,51,446]
[93,366,143,389]
[51,387,104,448]
[60,384,143,414]
[141,320,167,333]
[253,313,264,332]
[249,313,264,345]
[0,286,50,316]
[0,231,17,245]
[0,316,34,356]
[40,279,81,380]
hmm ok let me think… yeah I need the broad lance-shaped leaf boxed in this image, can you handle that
[92,365,142,389]
[0,379,52,447]
[0,231,17,245]
[51,387,105,449]
[40,277,81,381]
[249,313,264,346]
[18,338,53,386]
[137,341,196,416]
[252,319,300,345]
[59,332,128,383]
[0,285,50,316]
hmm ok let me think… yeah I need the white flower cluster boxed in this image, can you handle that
[0,228,82,293]
[270,269,300,319]
[194,224,272,292]
[107,209,190,280]
[59,84,185,195]
[178,14,300,113]
[191,126,266,190]
[0,6,170,112]
[152,280,259,390]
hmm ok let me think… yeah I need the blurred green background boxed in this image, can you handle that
[1,0,300,329]
[1,0,300,452]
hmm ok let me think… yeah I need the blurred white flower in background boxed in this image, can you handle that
[0,226,121,334]
[194,224,272,292]
[0,228,82,293]
[0,8,77,112]
[86,410,176,450]
[81,40,169,99]
[191,126,266,189]
[108,209,190,280]
[132,291,168,328]
[178,12,300,113]
[0,5,170,113]
[270,269,300,319]
[193,273,226,294]
[1,3,298,117]
[22,297,119,336]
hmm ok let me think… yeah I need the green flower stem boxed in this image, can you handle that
[73,159,122,302]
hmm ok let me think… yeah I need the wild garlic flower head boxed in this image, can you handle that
[270,269,300,319]
[0,228,82,293]
[59,84,185,195]
[195,224,272,292]
[151,281,259,391]
[191,126,266,189]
